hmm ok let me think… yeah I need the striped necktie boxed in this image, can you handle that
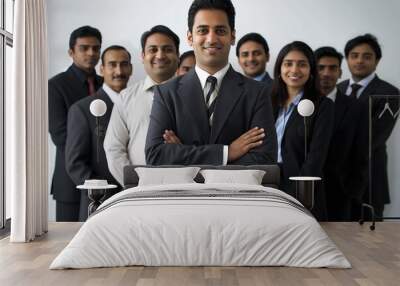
[205,76,217,125]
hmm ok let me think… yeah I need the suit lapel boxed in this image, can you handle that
[333,92,348,132]
[278,108,302,153]
[66,67,88,102]
[96,88,114,123]
[359,75,380,102]
[210,67,244,143]
[272,98,303,149]
[284,91,305,136]
[262,72,273,84]
[179,69,210,140]
[337,80,349,95]
[284,108,302,137]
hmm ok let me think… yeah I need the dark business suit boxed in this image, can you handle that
[261,72,274,86]
[145,67,277,165]
[48,64,102,221]
[274,96,334,221]
[65,88,121,221]
[338,75,399,218]
[324,90,368,221]
[260,72,273,89]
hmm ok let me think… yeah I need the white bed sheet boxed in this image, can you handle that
[50,183,351,269]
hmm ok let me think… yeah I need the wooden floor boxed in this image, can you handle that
[0,222,399,286]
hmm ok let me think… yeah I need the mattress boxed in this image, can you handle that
[50,183,351,269]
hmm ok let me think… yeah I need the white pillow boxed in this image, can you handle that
[135,167,200,186]
[200,169,266,185]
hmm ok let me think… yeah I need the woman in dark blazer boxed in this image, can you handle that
[270,41,334,221]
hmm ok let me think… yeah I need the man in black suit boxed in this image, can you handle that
[236,33,273,89]
[315,47,368,221]
[337,34,400,219]
[145,0,277,165]
[48,26,103,221]
[65,46,132,221]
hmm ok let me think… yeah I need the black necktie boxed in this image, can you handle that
[205,76,218,124]
[349,83,362,100]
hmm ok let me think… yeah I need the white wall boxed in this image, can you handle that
[46,0,400,218]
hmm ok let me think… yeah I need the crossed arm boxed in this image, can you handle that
[163,127,266,162]
[145,85,277,165]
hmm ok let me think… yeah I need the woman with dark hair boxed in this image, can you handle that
[270,41,334,221]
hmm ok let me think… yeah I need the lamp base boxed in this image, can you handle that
[289,176,321,210]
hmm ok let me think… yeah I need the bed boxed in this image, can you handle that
[50,165,350,269]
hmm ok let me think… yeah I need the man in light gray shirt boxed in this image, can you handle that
[104,25,180,185]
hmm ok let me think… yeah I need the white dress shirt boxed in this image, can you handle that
[345,72,376,98]
[253,71,267,82]
[326,87,337,102]
[104,76,158,185]
[195,64,230,165]
[102,83,120,104]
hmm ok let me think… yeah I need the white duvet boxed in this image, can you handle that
[50,183,351,269]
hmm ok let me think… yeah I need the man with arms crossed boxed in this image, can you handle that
[145,0,277,165]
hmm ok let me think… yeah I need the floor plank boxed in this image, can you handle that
[0,222,399,286]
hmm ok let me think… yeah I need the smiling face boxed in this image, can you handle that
[142,33,179,83]
[100,49,132,93]
[238,40,269,78]
[347,43,379,81]
[187,9,235,74]
[280,50,310,95]
[68,36,101,73]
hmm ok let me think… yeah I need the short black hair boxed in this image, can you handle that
[344,33,382,60]
[101,45,132,65]
[140,25,180,54]
[236,33,269,57]
[314,46,343,66]
[188,0,236,32]
[179,50,195,67]
[69,25,102,50]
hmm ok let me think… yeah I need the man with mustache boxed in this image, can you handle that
[236,33,273,89]
[104,25,179,185]
[65,46,132,221]
[48,26,102,221]
[337,34,400,219]
[145,0,277,165]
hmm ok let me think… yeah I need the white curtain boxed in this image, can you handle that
[9,0,48,242]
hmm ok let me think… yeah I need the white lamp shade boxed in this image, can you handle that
[297,99,315,117]
[89,99,107,117]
